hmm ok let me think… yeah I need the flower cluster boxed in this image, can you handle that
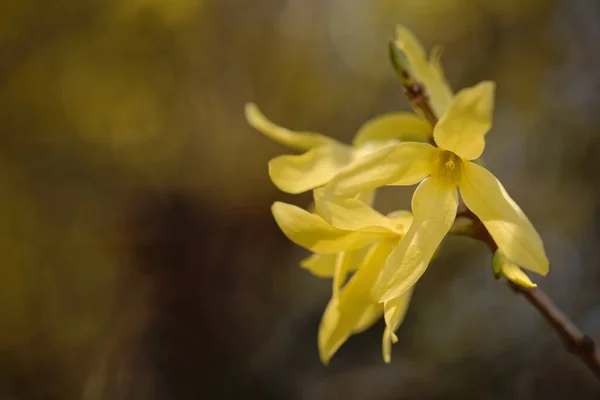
[245,26,549,364]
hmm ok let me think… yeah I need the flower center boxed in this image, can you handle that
[432,150,463,186]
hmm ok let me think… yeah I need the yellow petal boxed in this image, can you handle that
[271,202,384,254]
[355,189,376,206]
[318,240,394,364]
[394,26,453,117]
[382,289,413,363]
[352,112,432,146]
[492,251,537,288]
[268,143,353,194]
[332,251,352,299]
[313,189,399,234]
[301,247,369,278]
[300,253,337,277]
[319,298,381,365]
[314,188,376,219]
[386,210,414,233]
[324,142,436,198]
[459,162,549,275]
[245,103,334,150]
[375,177,458,302]
[433,81,495,160]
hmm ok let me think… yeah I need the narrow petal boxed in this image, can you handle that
[300,253,337,277]
[433,81,495,160]
[332,251,352,299]
[324,142,436,198]
[268,143,353,194]
[319,299,381,365]
[301,247,369,278]
[394,26,453,117]
[460,162,549,275]
[318,240,394,364]
[374,178,458,302]
[312,188,376,219]
[271,202,384,254]
[382,289,413,363]
[245,103,334,150]
[352,112,432,146]
[492,251,537,288]
[313,189,399,233]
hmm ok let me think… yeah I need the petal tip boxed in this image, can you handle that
[538,261,550,277]
[267,159,305,194]
[319,353,331,366]
[270,201,288,215]
[244,102,261,125]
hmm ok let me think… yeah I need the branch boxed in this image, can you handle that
[390,52,600,380]
[464,209,600,381]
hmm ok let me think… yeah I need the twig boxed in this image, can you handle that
[403,81,438,128]
[465,209,600,381]
[392,58,600,380]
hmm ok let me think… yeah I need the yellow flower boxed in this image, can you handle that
[245,103,432,194]
[323,80,549,308]
[270,196,414,364]
[394,25,454,118]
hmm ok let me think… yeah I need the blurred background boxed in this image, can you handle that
[1,0,600,398]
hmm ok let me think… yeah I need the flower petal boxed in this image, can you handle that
[300,253,337,277]
[382,289,413,363]
[271,202,385,254]
[332,251,352,299]
[374,177,458,302]
[460,162,549,275]
[268,143,353,194]
[313,189,399,233]
[492,251,537,288]
[433,81,495,160]
[386,210,414,233]
[324,142,436,198]
[355,190,376,206]
[394,26,453,117]
[352,112,432,146]
[301,247,369,278]
[245,103,334,150]
[318,240,394,364]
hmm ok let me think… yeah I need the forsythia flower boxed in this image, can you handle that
[323,80,549,309]
[271,194,415,363]
[248,23,550,366]
[244,103,432,194]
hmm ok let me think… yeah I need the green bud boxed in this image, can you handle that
[388,39,414,86]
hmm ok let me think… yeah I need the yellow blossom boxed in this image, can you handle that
[270,196,414,364]
[323,80,549,309]
[244,103,432,194]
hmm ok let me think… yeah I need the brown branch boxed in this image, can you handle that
[403,81,438,128]
[508,282,600,380]
[394,61,600,380]
[463,209,600,381]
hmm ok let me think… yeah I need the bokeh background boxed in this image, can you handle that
[2,0,600,398]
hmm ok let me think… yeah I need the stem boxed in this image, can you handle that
[465,209,600,381]
[508,282,600,380]
[394,62,600,380]
[403,82,438,128]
